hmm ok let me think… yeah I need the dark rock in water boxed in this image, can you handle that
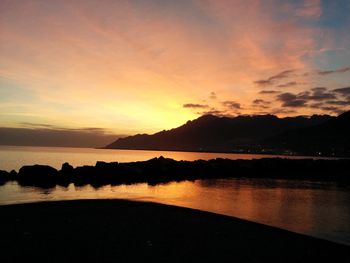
[4,157,350,189]
[0,170,10,185]
[74,165,96,177]
[60,162,74,176]
[95,161,119,175]
[18,165,58,187]
[18,165,58,177]
[58,162,74,186]
[74,165,97,186]
[10,170,17,178]
[0,170,18,185]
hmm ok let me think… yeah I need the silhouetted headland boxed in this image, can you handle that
[106,111,350,157]
[1,157,349,188]
[1,200,349,263]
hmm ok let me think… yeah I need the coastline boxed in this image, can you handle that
[102,146,348,158]
[1,157,349,188]
[0,144,346,158]
[1,199,349,262]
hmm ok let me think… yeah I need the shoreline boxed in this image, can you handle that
[1,144,348,158]
[102,146,348,158]
[1,199,349,262]
[1,157,349,188]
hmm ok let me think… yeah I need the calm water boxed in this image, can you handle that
[0,146,349,245]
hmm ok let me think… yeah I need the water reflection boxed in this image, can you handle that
[0,178,349,245]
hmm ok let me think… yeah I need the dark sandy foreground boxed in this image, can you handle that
[0,200,349,263]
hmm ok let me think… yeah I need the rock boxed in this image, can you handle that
[18,165,58,187]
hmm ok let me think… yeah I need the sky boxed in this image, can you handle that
[1,0,350,135]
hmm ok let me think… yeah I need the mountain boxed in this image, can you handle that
[105,113,334,154]
[264,111,350,156]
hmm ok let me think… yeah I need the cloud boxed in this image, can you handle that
[270,108,297,115]
[252,99,271,109]
[277,87,337,108]
[325,100,350,106]
[318,67,350,76]
[295,0,322,18]
[0,127,123,148]
[276,86,350,113]
[298,88,336,101]
[277,93,307,107]
[20,122,56,128]
[254,70,295,86]
[19,122,113,134]
[311,87,327,92]
[277,81,298,88]
[259,90,281,95]
[269,70,296,80]
[209,91,217,99]
[222,100,241,110]
[199,109,226,116]
[309,103,344,114]
[332,87,350,99]
[253,99,270,105]
[183,103,209,109]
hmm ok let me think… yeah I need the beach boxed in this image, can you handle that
[1,199,349,263]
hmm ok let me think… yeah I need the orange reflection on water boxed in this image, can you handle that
[0,179,349,245]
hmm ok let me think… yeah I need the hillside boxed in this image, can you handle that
[106,114,334,154]
[264,111,350,156]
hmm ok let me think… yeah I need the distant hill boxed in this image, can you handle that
[264,111,350,156]
[105,113,336,155]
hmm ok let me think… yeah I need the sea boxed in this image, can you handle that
[0,145,349,245]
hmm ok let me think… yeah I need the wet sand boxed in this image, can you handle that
[0,199,349,263]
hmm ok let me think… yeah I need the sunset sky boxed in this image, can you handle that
[1,0,350,135]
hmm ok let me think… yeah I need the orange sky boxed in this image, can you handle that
[1,0,349,134]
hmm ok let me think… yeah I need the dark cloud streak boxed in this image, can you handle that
[277,81,298,88]
[253,99,271,105]
[0,127,124,148]
[254,70,295,86]
[333,87,350,99]
[222,101,241,110]
[259,90,281,95]
[209,92,217,99]
[318,67,350,76]
[183,103,209,108]
[277,93,307,107]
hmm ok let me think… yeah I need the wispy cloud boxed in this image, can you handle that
[276,86,350,114]
[318,67,350,76]
[209,91,217,100]
[277,93,308,107]
[253,99,270,105]
[333,87,350,99]
[277,81,298,88]
[259,90,281,95]
[295,0,322,18]
[254,70,295,86]
[183,103,209,109]
[222,101,241,110]
[0,126,122,148]
[198,109,226,116]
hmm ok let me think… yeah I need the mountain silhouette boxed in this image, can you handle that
[264,111,350,156]
[106,113,339,155]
